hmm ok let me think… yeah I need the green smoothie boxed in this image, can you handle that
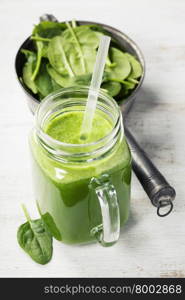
[45,111,112,144]
[30,110,131,244]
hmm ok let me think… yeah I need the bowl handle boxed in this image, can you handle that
[125,126,176,217]
[39,14,58,22]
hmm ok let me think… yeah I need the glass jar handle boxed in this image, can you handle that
[90,175,120,247]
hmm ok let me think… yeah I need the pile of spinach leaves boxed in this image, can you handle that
[21,20,142,102]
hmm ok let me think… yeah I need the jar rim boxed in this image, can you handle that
[35,86,123,151]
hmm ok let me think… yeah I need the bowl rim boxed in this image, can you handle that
[15,19,145,107]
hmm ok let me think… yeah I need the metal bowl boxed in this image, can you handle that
[15,20,145,114]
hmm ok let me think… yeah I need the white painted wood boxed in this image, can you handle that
[0,0,185,278]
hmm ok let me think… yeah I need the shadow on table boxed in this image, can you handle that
[125,85,173,160]
[128,85,162,116]
[125,85,162,134]
[120,209,138,235]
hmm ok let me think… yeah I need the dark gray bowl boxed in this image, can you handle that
[15,20,145,114]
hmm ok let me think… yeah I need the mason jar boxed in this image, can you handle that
[30,86,132,247]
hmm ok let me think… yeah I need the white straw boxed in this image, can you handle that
[80,35,111,139]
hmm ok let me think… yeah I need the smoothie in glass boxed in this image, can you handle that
[30,87,132,245]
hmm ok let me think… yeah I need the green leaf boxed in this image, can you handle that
[17,205,53,265]
[101,81,121,97]
[123,80,136,90]
[125,53,142,79]
[109,77,136,90]
[66,45,97,76]
[47,64,92,88]
[31,22,67,63]
[48,36,75,77]
[22,50,38,94]
[106,47,131,80]
[51,78,62,91]
[62,25,100,49]
[74,73,92,85]
[37,92,44,100]
[32,21,67,38]
[81,46,97,74]
[41,212,62,241]
[106,55,116,68]
[65,22,86,73]
[83,24,111,37]
[21,49,35,59]
[31,38,44,81]
[47,64,73,87]
[35,62,53,98]
[61,24,100,75]
[31,22,68,81]
[41,43,49,58]
[36,201,62,241]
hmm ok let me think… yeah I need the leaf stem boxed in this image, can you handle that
[56,38,75,77]
[128,78,139,84]
[106,56,116,68]
[71,19,77,28]
[31,52,42,81]
[66,21,86,73]
[21,204,31,222]
[31,36,51,42]
[36,200,42,217]
[110,78,131,86]
[31,39,43,81]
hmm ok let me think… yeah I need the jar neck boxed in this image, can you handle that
[34,87,124,163]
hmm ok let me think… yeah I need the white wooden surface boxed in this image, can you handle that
[0,0,185,278]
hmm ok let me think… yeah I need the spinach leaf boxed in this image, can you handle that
[81,46,97,74]
[65,22,86,73]
[83,24,111,37]
[47,64,92,88]
[21,50,38,94]
[35,62,53,98]
[32,21,67,38]
[67,45,97,75]
[41,212,62,241]
[106,47,131,80]
[47,64,73,87]
[124,80,136,90]
[125,53,142,79]
[31,21,67,63]
[51,78,62,91]
[74,73,92,85]
[31,39,43,81]
[17,204,53,265]
[61,24,100,75]
[21,49,35,59]
[37,92,44,100]
[63,24,100,50]
[101,81,121,97]
[36,201,62,241]
[106,55,116,68]
[48,36,75,77]
[110,77,136,90]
